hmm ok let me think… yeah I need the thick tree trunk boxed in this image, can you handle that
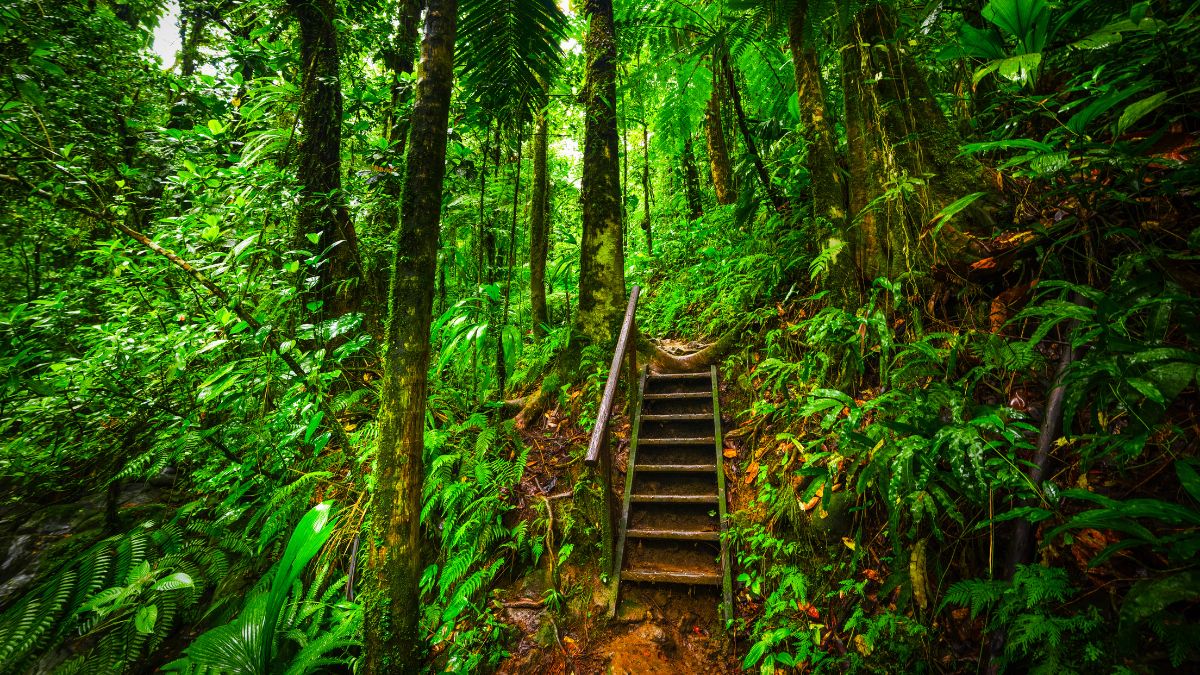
[704,69,736,205]
[364,0,457,671]
[722,54,787,214]
[578,0,626,345]
[841,3,985,287]
[530,111,551,336]
[291,0,361,316]
[682,135,703,221]
[788,0,844,226]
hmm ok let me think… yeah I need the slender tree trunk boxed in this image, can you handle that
[641,121,653,254]
[364,0,457,670]
[290,0,361,315]
[530,110,551,336]
[476,118,492,288]
[367,0,422,313]
[578,0,625,344]
[682,135,703,221]
[704,68,736,205]
[497,123,524,395]
[788,0,844,225]
[721,55,787,214]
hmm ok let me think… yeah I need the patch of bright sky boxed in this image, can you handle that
[151,0,182,68]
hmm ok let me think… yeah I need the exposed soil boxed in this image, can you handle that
[498,578,737,674]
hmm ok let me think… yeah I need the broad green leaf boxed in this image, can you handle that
[1177,461,1200,504]
[153,572,194,592]
[1116,91,1168,135]
[304,411,325,444]
[134,605,158,635]
[931,192,987,236]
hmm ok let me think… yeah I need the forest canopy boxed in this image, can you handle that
[1,0,1198,672]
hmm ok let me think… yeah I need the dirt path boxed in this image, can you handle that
[499,579,737,674]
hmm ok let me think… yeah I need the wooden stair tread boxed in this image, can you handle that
[626,527,719,541]
[643,391,710,400]
[647,372,709,379]
[641,413,711,421]
[630,493,718,504]
[621,568,721,585]
[639,436,715,445]
[633,463,717,473]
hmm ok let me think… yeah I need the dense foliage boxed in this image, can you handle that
[0,0,1197,672]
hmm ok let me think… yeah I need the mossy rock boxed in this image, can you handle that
[807,490,854,538]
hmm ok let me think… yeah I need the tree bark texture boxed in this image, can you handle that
[841,3,984,285]
[364,0,457,671]
[788,0,844,226]
[368,0,422,304]
[530,110,551,336]
[704,69,736,205]
[578,0,626,344]
[291,0,361,315]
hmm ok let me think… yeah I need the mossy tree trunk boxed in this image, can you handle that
[364,0,457,671]
[841,3,985,288]
[788,0,844,227]
[578,0,626,345]
[366,0,422,317]
[705,68,736,205]
[529,109,551,337]
[290,0,361,316]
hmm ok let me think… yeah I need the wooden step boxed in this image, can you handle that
[643,391,710,401]
[630,493,718,504]
[633,463,717,473]
[639,436,714,446]
[626,527,719,541]
[621,540,722,587]
[647,372,709,380]
[641,413,710,422]
[621,568,721,585]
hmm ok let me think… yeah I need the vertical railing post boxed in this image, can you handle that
[598,426,614,573]
[584,285,641,582]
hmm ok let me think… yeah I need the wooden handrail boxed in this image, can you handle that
[584,285,640,467]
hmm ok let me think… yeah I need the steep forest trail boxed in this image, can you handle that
[499,361,741,675]
[615,369,732,617]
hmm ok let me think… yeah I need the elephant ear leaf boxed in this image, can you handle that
[182,603,267,674]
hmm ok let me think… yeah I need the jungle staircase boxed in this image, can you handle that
[584,286,733,623]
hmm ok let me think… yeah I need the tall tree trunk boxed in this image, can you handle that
[841,3,984,286]
[682,135,703,221]
[497,123,524,395]
[641,121,653,254]
[367,0,422,314]
[788,0,844,226]
[529,110,551,336]
[364,0,457,670]
[578,0,625,344]
[721,55,787,214]
[704,69,736,205]
[290,0,361,316]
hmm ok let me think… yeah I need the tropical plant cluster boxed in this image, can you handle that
[0,0,1196,673]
